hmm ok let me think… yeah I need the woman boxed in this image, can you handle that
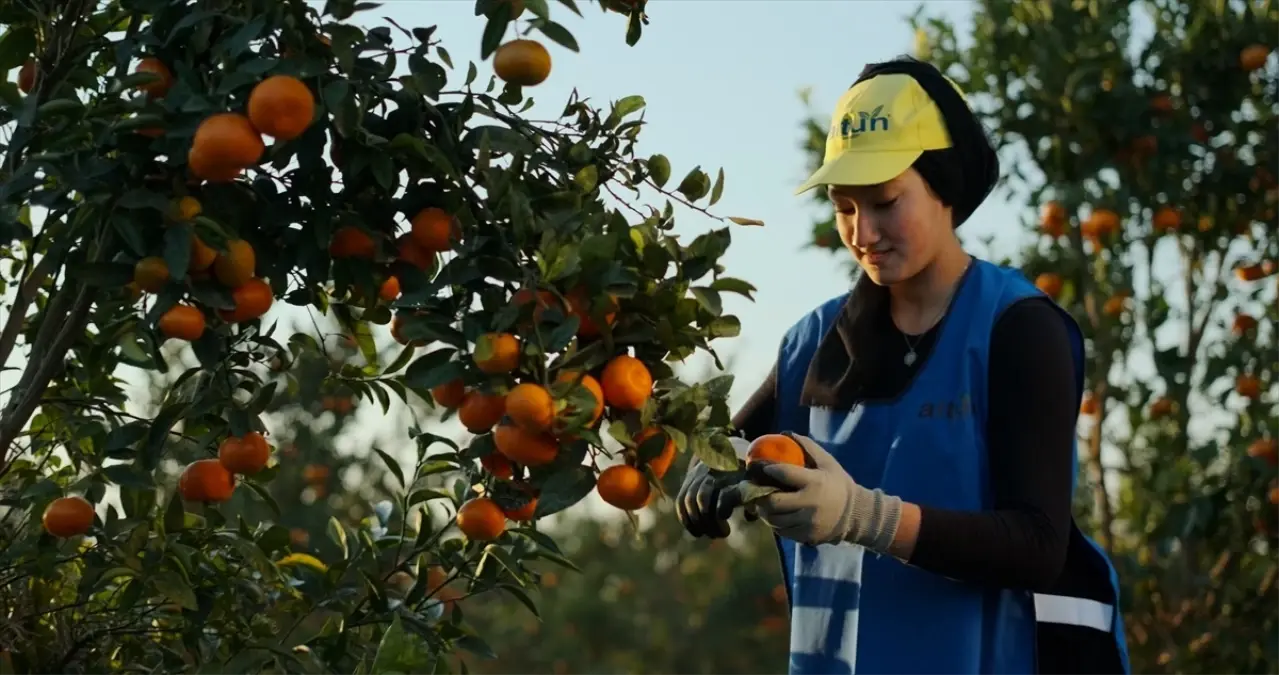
[675,57,1129,675]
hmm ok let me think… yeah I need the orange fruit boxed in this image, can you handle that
[746,434,806,467]
[1034,273,1063,299]
[502,492,538,522]
[42,496,94,537]
[1149,94,1173,113]
[187,145,242,183]
[1083,209,1120,241]
[1040,201,1067,237]
[1152,206,1181,233]
[133,256,170,293]
[247,75,315,141]
[379,276,400,302]
[189,235,217,271]
[303,464,330,484]
[17,59,36,93]
[481,453,515,479]
[493,39,552,87]
[1241,44,1271,72]
[410,207,459,253]
[191,113,264,169]
[179,459,236,503]
[135,57,173,99]
[1236,374,1261,400]
[474,333,520,374]
[596,464,651,511]
[1247,438,1278,466]
[158,304,206,341]
[601,354,652,411]
[1232,314,1258,336]
[397,234,435,270]
[431,379,467,409]
[512,288,561,326]
[494,422,560,466]
[1080,393,1099,416]
[506,383,556,432]
[218,431,270,475]
[554,371,604,424]
[568,287,618,338]
[213,239,256,288]
[458,391,507,433]
[457,498,506,541]
[218,277,273,323]
[632,427,676,478]
[329,226,376,259]
[1149,397,1174,418]
[173,196,202,221]
[1102,295,1126,317]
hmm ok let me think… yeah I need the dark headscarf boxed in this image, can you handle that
[853,57,1000,228]
[800,57,999,409]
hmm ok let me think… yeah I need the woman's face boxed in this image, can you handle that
[829,168,953,286]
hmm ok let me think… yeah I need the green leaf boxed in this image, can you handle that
[371,614,435,674]
[690,287,723,316]
[692,434,739,471]
[328,517,349,560]
[625,9,643,46]
[534,20,580,52]
[152,571,198,610]
[104,421,149,458]
[403,350,464,391]
[479,6,512,61]
[706,315,741,339]
[163,224,193,280]
[102,464,151,488]
[677,167,711,201]
[0,27,37,71]
[373,448,405,489]
[709,168,725,205]
[573,165,599,193]
[163,491,185,533]
[534,466,596,518]
[709,277,757,299]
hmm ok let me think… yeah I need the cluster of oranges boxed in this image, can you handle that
[334,206,458,315]
[429,285,695,541]
[176,431,272,505]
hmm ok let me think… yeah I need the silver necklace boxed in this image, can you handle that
[900,259,971,367]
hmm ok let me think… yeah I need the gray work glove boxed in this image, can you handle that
[675,440,757,539]
[735,433,903,551]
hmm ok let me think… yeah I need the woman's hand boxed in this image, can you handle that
[745,433,904,551]
[675,438,756,538]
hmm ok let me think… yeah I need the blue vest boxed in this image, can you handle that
[772,259,1130,675]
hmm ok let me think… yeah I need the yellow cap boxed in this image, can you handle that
[796,73,961,195]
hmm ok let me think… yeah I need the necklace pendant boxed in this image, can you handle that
[903,351,917,366]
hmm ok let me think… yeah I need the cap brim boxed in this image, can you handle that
[794,148,924,196]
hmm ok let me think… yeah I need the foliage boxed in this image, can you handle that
[799,1,1278,672]
[0,0,761,671]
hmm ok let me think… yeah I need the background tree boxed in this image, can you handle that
[800,1,1278,672]
[0,0,762,671]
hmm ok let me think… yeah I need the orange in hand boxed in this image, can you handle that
[746,434,807,468]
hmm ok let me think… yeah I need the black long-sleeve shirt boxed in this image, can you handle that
[732,296,1076,591]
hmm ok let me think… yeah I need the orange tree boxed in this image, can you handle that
[0,0,761,671]
[800,1,1277,672]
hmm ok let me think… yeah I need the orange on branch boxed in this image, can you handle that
[568,287,618,338]
[396,234,435,270]
[597,464,651,511]
[1232,314,1258,336]
[187,146,241,183]
[554,371,604,425]
[474,333,520,374]
[17,59,36,93]
[632,427,676,478]
[218,277,273,323]
[506,383,556,432]
[158,304,206,341]
[494,39,552,87]
[191,113,264,169]
[494,422,560,466]
[458,391,507,433]
[1039,201,1067,237]
[410,207,460,253]
[601,354,652,411]
[133,256,170,293]
[379,276,401,302]
[1236,374,1261,400]
[219,432,270,475]
[1247,438,1278,466]
[457,498,506,541]
[481,453,515,479]
[42,496,94,538]
[431,379,467,409]
[329,226,377,259]
[1152,206,1181,233]
[212,239,256,288]
[247,75,315,141]
[135,57,173,99]
[179,459,236,503]
[1034,272,1063,299]
[1241,44,1271,72]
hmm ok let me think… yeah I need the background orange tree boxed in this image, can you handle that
[0,0,765,671]
[801,1,1277,672]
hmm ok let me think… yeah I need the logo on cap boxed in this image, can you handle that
[839,105,890,138]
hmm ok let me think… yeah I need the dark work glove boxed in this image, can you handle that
[675,444,758,539]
